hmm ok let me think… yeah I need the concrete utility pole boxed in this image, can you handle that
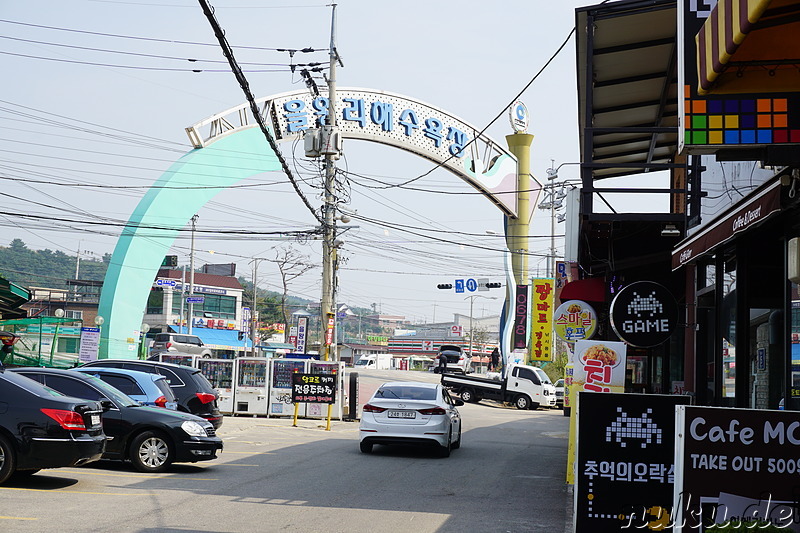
[320,4,341,361]
[187,214,198,334]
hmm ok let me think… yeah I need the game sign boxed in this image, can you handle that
[575,392,691,532]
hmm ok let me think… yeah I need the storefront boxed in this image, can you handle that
[672,174,800,408]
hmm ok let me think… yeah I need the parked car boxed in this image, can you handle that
[78,359,223,429]
[0,367,106,484]
[359,381,463,457]
[74,367,178,410]
[436,345,472,374]
[149,333,212,359]
[11,368,223,473]
[554,378,565,408]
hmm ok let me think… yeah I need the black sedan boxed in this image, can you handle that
[0,367,106,484]
[79,359,223,429]
[12,368,223,473]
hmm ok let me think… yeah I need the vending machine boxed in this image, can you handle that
[198,358,235,415]
[304,360,346,420]
[233,357,269,415]
[268,358,309,417]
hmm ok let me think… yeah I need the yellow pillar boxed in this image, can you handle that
[505,133,534,364]
[505,133,534,286]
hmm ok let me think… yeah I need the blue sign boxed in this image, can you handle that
[466,278,478,292]
[455,279,465,293]
[186,296,205,304]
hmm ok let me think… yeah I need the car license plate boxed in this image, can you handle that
[387,410,415,419]
[91,415,101,426]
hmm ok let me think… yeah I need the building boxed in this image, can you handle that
[144,268,250,357]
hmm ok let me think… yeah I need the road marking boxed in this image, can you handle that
[0,487,142,496]
[0,516,37,521]
[57,470,217,480]
[218,451,274,454]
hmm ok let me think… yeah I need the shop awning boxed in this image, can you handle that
[170,326,251,351]
[559,278,606,303]
[0,278,31,318]
[671,178,782,269]
[696,0,800,95]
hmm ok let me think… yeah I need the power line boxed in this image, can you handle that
[196,0,323,225]
[0,18,327,52]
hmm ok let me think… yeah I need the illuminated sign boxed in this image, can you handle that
[554,300,597,343]
[530,278,554,361]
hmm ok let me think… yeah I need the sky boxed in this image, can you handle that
[1,0,600,325]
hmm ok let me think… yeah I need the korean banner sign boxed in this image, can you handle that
[573,340,627,393]
[291,373,336,404]
[530,278,554,361]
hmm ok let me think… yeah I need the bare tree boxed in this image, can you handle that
[269,246,317,328]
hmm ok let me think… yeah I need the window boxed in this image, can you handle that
[65,310,83,320]
[97,374,144,396]
[44,375,103,401]
[173,293,236,319]
[146,288,164,314]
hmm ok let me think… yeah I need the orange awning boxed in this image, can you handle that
[696,0,800,95]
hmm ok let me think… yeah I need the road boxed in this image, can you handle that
[0,369,572,533]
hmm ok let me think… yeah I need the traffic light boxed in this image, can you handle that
[162,255,178,267]
[238,331,245,341]
[437,284,453,290]
[486,282,502,288]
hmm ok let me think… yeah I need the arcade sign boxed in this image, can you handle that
[610,281,678,348]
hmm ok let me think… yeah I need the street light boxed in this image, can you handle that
[139,322,150,360]
[464,295,497,359]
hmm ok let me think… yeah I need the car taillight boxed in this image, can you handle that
[196,392,216,404]
[166,342,172,349]
[154,395,168,408]
[362,403,386,413]
[41,408,87,431]
[418,407,447,415]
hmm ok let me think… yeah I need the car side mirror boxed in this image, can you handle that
[454,399,464,407]
[99,399,114,412]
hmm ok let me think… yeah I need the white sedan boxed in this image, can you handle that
[359,381,463,457]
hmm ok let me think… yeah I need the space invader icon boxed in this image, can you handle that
[605,407,662,448]
[627,291,663,317]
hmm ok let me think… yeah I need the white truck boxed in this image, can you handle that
[354,353,393,370]
[441,363,557,410]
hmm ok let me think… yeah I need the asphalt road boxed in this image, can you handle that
[0,369,572,533]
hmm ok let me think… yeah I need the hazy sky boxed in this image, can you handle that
[1,0,600,324]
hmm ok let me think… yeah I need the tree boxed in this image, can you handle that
[268,246,317,328]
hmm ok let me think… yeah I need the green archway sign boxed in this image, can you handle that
[98,88,530,358]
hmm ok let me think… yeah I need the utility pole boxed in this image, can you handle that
[320,4,341,361]
[188,214,198,334]
[250,258,265,357]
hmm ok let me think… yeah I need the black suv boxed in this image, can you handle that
[78,359,223,429]
[0,367,106,483]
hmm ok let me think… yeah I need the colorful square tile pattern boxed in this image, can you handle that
[684,85,798,146]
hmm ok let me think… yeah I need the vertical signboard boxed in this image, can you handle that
[513,285,529,350]
[78,327,100,363]
[530,278,554,361]
[573,340,627,393]
[674,406,800,531]
[576,393,691,532]
[296,316,308,354]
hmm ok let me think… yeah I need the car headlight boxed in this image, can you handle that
[181,420,208,437]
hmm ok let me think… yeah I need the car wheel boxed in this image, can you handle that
[451,425,462,450]
[0,435,16,484]
[514,395,532,410]
[460,388,475,403]
[130,430,173,473]
[359,441,373,454]
[439,430,452,458]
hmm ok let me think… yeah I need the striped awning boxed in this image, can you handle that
[696,0,800,95]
